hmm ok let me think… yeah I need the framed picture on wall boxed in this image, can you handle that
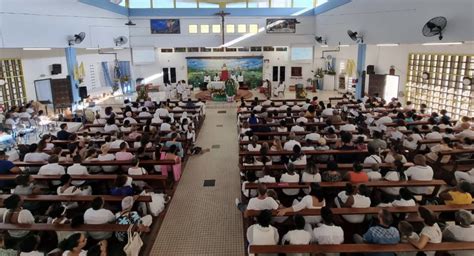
[291,67,302,77]
[150,19,180,34]
[266,19,297,33]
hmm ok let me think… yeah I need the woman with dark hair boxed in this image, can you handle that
[321,161,342,182]
[104,117,119,133]
[2,194,35,239]
[301,160,321,194]
[409,207,442,255]
[281,215,312,245]
[336,132,357,163]
[277,183,325,224]
[392,187,416,207]
[246,210,279,247]
[335,184,371,224]
[57,174,92,209]
[344,162,369,183]
[60,233,88,255]
[255,143,272,166]
[279,163,300,196]
[289,144,306,165]
[382,160,406,197]
[110,175,133,196]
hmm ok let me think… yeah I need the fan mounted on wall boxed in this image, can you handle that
[114,36,128,46]
[68,32,86,46]
[422,16,447,40]
[347,30,363,43]
[315,36,327,45]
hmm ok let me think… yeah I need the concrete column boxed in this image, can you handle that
[356,43,366,99]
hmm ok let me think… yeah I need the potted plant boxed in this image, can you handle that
[225,79,237,102]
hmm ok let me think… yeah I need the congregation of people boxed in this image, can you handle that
[236,94,474,255]
[0,97,205,255]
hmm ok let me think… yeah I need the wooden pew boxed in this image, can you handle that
[239,149,368,157]
[245,204,474,217]
[14,159,176,167]
[0,174,169,192]
[248,121,347,128]
[0,223,149,232]
[0,194,152,203]
[244,180,445,196]
[239,162,414,172]
[249,242,474,255]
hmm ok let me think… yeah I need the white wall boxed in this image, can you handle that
[0,0,129,48]
[133,49,315,85]
[0,48,131,101]
[313,42,474,100]
[130,16,316,47]
[315,0,474,45]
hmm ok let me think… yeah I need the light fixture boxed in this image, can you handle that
[463,77,472,86]
[23,48,52,51]
[86,48,100,50]
[320,45,329,48]
[422,42,463,46]
[0,79,5,86]
[376,43,399,47]
[339,44,350,47]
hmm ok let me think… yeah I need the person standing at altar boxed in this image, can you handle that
[220,64,229,81]
[204,74,211,83]
[213,73,220,82]
[237,72,244,87]
[231,72,237,81]
[273,80,286,97]
[262,79,272,98]
[176,81,185,100]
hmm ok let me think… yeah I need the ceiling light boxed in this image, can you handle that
[23,48,51,51]
[422,42,463,46]
[86,48,100,50]
[376,43,399,47]
[320,45,329,48]
[113,47,124,50]
[339,44,350,47]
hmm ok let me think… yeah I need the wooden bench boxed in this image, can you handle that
[244,180,445,196]
[248,121,347,128]
[246,204,474,217]
[0,194,152,203]
[0,223,149,232]
[239,162,414,172]
[14,159,176,167]
[239,149,368,157]
[249,242,474,255]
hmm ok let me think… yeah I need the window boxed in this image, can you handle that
[200,24,210,33]
[293,0,314,8]
[248,0,269,8]
[226,24,235,33]
[200,47,212,52]
[238,47,250,52]
[174,47,186,52]
[187,47,199,52]
[212,24,221,33]
[225,48,237,52]
[199,2,219,8]
[250,46,262,52]
[152,0,174,8]
[213,48,224,52]
[237,24,247,33]
[161,48,173,53]
[226,2,247,8]
[263,46,275,51]
[271,0,291,8]
[249,24,259,34]
[275,46,288,51]
[129,0,151,8]
[176,0,197,8]
[317,0,328,6]
[0,59,26,109]
[188,25,198,34]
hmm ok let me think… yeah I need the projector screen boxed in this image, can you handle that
[291,47,313,61]
[132,47,156,65]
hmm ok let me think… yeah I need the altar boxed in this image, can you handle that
[207,81,225,90]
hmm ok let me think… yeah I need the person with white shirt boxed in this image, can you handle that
[279,164,300,196]
[304,126,320,142]
[409,207,442,256]
[404,155,434,195]
[246,210,279,249]
[247,136,262,152]
[443,209,474,256]
[301,161,321,194]
[213,73,220,81]
[340,123,357,132]
[237,184,279,217]
[258,167,276,183]
[382,161,406,196]
[155,104,170,117]
[24,143,50,173]
[97,144,117,173]
[3,194,35,239]
[425,126,443,148]
[456,122,474,140]
[160,119,172,132]
[284,133,301,151]
[403,127,425,151]
[104,118,119,133]
[295,112,308,123]
[374,112,393,127]
[109,132,126,149]
[84,197,116,240]
[278,183,325,224]
[38,155,65,185]
[67,155,89,186]
[313,207,344,245]
[335,184,371,223]
[281,215,312,245]
[123,111,137,124]
[290,122,305,132]
[321,104,334,117]
[391,188,417,207]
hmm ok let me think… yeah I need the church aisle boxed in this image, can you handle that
[150,102,244,255]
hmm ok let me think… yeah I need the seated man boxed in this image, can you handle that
[354,209,400,252]
[443,209,474,256]
[56,123,72,140]
[84,197,116,240]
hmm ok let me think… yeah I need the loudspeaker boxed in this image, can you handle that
[162,68,169,84]
[79,86,88,99]
[51,64,62,75]
[367,65,375,74]
[170,68,176,83]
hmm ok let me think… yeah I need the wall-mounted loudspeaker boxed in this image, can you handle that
[79,86,88,99]
[51,64,62,75]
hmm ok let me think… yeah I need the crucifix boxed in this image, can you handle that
[215,10,230,46]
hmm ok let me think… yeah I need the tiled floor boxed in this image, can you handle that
[146,89,341,255]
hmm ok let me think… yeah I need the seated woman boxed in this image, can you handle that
[162,145,182,181]
[409,207,442,256]
[270,138,283,164]
[335,131,357,163]
[60,233,107,256]
[301,160,321,194]
[334,184,371,224]
[279,163,300,196]
[57,174,92,209]
[344,162,369,183]
[246,210,279,249]
[254,143,272,167]
[104,117,119,133]
[281,215,312,245]
[110,175,134,196]
[278,183,325,224]
[3,194,35,240]
[97,144,117,173]
[321,161,342,182]
[247,135,262,152]
[115,196,150,243]
[289,145,306,166]
[128,157,149,190]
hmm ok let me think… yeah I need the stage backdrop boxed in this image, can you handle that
[186,56,263,89]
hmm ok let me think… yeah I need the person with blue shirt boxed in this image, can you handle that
[353,209,400,256]
[0,150,20,189]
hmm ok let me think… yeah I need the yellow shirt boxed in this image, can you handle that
[446,191,473,205]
